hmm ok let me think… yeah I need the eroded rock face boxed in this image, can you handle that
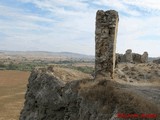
[19,68,116,120]
[95,10,119,79]
[19,68,66,120]
[20,67,159,120]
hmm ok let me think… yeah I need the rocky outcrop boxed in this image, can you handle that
[19,67,88,120]
[20,67,113,120]
[95,10,119,79]
[20,67,159,120]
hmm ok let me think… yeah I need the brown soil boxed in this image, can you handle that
[0,70,30,120]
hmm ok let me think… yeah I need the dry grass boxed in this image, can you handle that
[47,66,93,83]
[80,79,159,117]
[0,70,30,120]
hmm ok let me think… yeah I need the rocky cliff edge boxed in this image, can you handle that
[20,66,159,120]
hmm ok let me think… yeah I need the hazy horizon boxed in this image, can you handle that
[1,49,160,58]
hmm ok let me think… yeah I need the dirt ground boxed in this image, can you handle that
[0,70,30,120]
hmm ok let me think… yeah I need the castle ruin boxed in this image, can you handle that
[116,50,148,64]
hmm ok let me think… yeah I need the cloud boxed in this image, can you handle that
[117,15,160,57]
[92,0,142,16]
[123,0,160,14]
[0,1,95,55]
[0,0,160,57]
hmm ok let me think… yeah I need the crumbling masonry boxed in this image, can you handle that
[95,10,119,79]
[116,50,148,64]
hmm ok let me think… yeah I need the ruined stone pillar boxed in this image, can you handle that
[141,52,148,63]
[125,49,133,63]
[95,10,119,79]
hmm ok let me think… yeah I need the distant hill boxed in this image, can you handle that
[0,50,95,61]
[148,57,160,62]
[1,50,159,62]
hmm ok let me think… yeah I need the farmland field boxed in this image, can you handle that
[0,70,30,120]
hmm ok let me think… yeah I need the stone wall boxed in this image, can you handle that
[141,52,148,63]
[116,50,148,64]
[95,10,119,79]
[125,49,133,62]
[132,53,142,63]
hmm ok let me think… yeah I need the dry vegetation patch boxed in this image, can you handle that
[80,80,159,115]
[47,66,93,83]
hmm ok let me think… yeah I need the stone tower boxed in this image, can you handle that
[95,10,119,79]
[141,52,148,63]
[125,49,133,62]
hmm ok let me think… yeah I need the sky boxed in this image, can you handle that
[0,0,160,57]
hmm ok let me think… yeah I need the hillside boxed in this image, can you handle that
[20,66,160,120]
[0,51,94,61]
